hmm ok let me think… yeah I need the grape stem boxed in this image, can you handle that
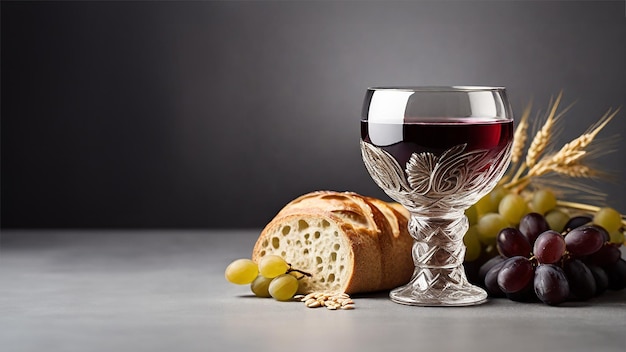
[287,266,312,278]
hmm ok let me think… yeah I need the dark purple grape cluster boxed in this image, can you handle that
[473,213,626,305]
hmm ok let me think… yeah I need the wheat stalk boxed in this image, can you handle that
[504,96,619,197]
[509,93,573,185]
[498,92,624,230]
[557,200,626,227]
[525,92,563,168]
[511,102,531,164]
[527,107,619,176]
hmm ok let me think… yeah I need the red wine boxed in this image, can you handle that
[361,119,513,171]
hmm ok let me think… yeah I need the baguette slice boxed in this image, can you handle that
[252,191,414,294]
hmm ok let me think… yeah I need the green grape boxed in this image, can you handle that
[477,213,510,246]
[593,207,623,234]
[609,229,624,245]
[250,275,273,298]
[268,274,299,301]
[475,188,509,216]
[259,254,289,278]
[476,194,497,215]
[498,193,527,225]
[225,258,258,285]
[545,209,570,232]
[465,205,478,226]
[531,189,557,214]
[288,270,306,280]
[490,187,509,207]
[484,244,499,258]
[463,225,481,262]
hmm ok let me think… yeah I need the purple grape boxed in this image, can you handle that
[504,271,539,303]
[563,259,596,301]
[519,213,550,245]
[595,225,610,242]
[587,264,609,295]
[533,230,566,264]
[564,225,605,257]
[484,260,506,297]
[605,258,626,290]
[585,244,622,267]
[562,216,592,232]
[506,282,538,303]
[497,227,531,258]
[497,256,534,294]
[478,255,505,286]
[534,264,570,305]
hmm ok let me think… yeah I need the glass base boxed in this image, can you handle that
[389,266,488,306]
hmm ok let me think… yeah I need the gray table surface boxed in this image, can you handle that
[1,230,625,352]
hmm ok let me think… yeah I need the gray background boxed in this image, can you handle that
[2,0,625,228]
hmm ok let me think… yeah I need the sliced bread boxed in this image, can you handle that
[252,191,414,294]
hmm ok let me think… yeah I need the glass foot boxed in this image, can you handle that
[389,266,488,306]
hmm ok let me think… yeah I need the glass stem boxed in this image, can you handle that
[409,213,467,278]
[389,211,487,306]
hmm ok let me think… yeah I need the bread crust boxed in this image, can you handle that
[252,191,414,294]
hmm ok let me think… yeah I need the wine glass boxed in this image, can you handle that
[360,86,514,306]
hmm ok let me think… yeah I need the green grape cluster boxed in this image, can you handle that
[464,188,625,264]
[225,254,310,301]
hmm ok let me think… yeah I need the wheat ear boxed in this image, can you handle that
[529,107,619,176]
[511,101,531,164]
[552,164,595,178]
[525,91,569,168]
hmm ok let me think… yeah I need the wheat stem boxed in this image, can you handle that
[557,200,626,228]
[504,174,533,191]
[557,200,601,213]
[511,162,527,184]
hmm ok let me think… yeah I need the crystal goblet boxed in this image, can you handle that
[360,86,514,306]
